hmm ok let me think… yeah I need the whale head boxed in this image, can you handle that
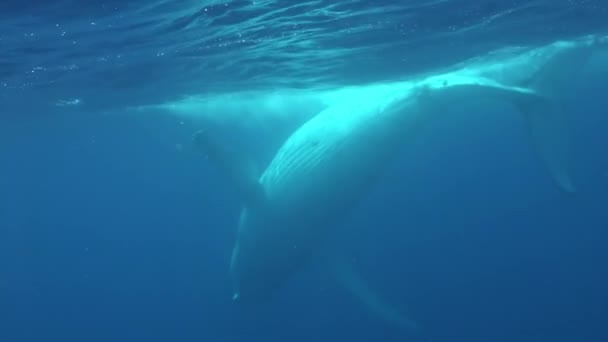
[229,241,289,303]
[229,207,321,303]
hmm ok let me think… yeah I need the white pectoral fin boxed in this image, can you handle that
[509,43,594,193]
[515,96,576,193]
[329,255,417,330]
[447,80,576,193]
[192,129,266,206]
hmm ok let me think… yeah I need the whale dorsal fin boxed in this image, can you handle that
[193,129,265,207]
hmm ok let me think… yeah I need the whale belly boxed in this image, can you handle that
[230,89,424,300]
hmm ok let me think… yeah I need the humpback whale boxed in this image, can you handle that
[194,76,544,302]
[189,35,599,322]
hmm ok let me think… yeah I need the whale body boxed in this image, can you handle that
[190,35,602,317]
[215,77,538,301]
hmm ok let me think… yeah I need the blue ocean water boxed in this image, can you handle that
[1,1,608,341]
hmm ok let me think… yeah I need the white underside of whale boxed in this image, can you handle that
[187,34,606,325]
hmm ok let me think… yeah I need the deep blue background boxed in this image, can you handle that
[1,1,608,342]
[1,79,607,342]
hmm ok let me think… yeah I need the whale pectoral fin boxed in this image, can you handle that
[329,255,418,330]
[471,83,575,193]
[193,129,265,206]
[510,44,593,193]
[516,97,576,193]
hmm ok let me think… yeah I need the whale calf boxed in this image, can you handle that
[191,35,600,322]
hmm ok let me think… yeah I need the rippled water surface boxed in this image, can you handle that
[2,0,607,110]
[1,2,608,342]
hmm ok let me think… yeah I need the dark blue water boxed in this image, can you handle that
[1,1,608,341]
